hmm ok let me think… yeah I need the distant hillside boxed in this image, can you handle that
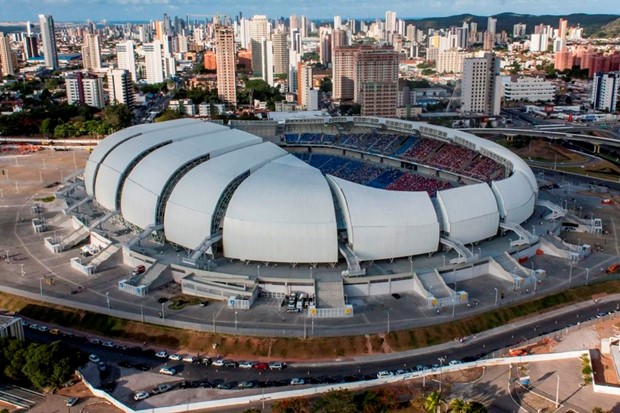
[404,12,620,37]
[593,17,620,38]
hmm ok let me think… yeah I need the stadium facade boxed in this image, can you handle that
[84,117,537,270]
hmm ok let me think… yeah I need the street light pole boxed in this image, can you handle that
[386,311,390,335]
[39,277,44,295]
[257,265,261,277]
[555,374,560,407]
[140,302,144,323]
[585,267,590,286]
[235,311,238,331]
[569,263,573,284]
[106,292,110,309]
[438,356,446,393]
[494,288,499,306]
[161,302,165,320]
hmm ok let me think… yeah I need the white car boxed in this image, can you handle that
[376,371,394,379]
[88,354,100,363]
[182,355,196,363]
[159,367,176,376]
[449,360,461,366]
[269,362,284,370]
[102,341,115,348]
[37,325,49,332]
[211,359,225,367]
[168,354,182,361]
[290,378,305,385]
[239,361,254,369]
[152,383,171,394]
[155,351,168,358]
[133,391,149,401]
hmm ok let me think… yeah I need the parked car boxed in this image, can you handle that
[290,378,305,385]
[49,328,60,335]
[223,360,238,368]
[155,351,168,358]
[239,361,254,369]
[37,325,48,332]
[159,367,176,376]
[133,391,149,401]
[152,383,171,394]
[132,265,146,276]
[376,371,394,379]
[65,397,78,407]
[211,359,224,367]
[88,354,100,363]
[269,362,285,370]
[182,355,196,363]
[168,354,182,361]
[102,341,115,348]
[254,363,269,370]
[238,381,255,389]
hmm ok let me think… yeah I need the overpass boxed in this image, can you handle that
[461,127,620,153]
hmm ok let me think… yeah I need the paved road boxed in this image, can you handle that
[22,296,620,401]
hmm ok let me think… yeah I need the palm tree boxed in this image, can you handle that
[424,391,443,413]
[449,398,467,413]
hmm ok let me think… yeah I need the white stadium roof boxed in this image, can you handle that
[223,155,339,264]
[120,129,262,229]
[86,118,537,266]
[164,143,288,249]
[328,176,439,261]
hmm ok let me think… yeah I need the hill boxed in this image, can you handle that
[404,12,619,38]
[593,17,620,38]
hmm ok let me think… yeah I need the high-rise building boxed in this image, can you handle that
[334,16,342,30]
[460,52,501,116]
[502,75,555,102]
[436,49,469,74]
[23,22,38,61]
[143,41,164,84]
[38,14,58,70]
[106,69,135,108]
[66,72,105,108]
[319,27,332,65]
[483,31,494,51]
[261,37,274,86]
[272,31,288,76]
[116,40,136,81]
[333,46,358,102]
[591,72,619,112]
[354,46,399,117]
[554,48,573,71]
[385,11,397,37]
[249,15,269,77]
[0,32,16,76]
[214,25,237,106]
[406,25,416,42]
[529,33,549,53]
[487,17,497,34]
[81,33,102,70]
[297,62,313,108]
[513,23,527,38]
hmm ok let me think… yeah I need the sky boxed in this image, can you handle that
[0,0,618,22]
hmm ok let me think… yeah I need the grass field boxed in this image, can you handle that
[2,277,619,359]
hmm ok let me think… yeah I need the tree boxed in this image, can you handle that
[466,401,488,413]
[272,397,310,413]
[102,104,132,131]
[40,118,57,137]
[423,391,443,413]
[320,77,332,93]
[312,390,356,413]
[449,398,467,413]
[360,389,399,413]
[155,109,184,122]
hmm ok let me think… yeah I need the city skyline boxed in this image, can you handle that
[0,0,618,22]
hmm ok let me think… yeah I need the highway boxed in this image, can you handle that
[21,297,620,395]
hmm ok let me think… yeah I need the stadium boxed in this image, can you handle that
[74,116,542,316]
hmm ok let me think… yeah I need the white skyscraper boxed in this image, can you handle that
[261,37,274,86]
[81,33,102,70]
[38,14,58,70]
[461,52,501,116]
[0,32,16,76]
[385,11,397,36]
[116,40,136,81]
[334,16,342,30]
[144,41,164,84]
[592,72,619,112]
[249,15,270,77]
[107,69,135,107]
